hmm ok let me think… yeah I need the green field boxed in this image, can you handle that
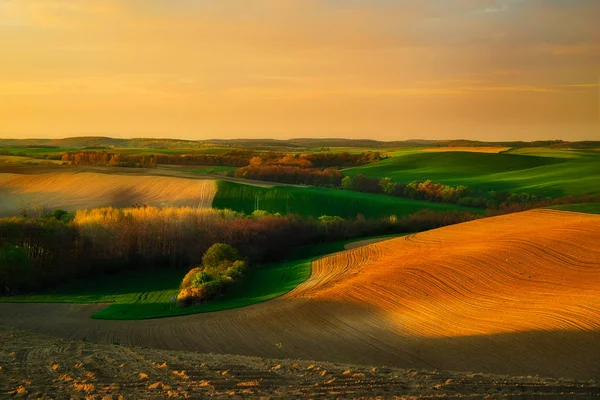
[177,166,238,174]
[548,203,600,214]
[0,146,238,158]
[2,260,309,320]
[344,150,600,197]
[111,147,235,156]
[0,236,397,320]
[0,147,79,155]
[502,147,599,159]
[212,181,479,219]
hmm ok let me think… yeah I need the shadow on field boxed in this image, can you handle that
[0,299,598,380]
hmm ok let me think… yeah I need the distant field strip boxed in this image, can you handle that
[344,150,600,197]
[0,172,217,216]
[420,146,511,153]
[1,210,598,379]
[212,180,478,218]
[548,203,600,214]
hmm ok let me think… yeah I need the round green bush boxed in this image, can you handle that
[202,243,240,272]
[191,270,214,288]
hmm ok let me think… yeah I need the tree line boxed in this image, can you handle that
[61,151,157,167]
[59,150,382,170]
[235,164,343,186]
[339,174,600,211]
[231,152,381,186]
[0,206,478,295]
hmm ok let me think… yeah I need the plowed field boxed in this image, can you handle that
[1,210,598,379]
[0,172,217,216]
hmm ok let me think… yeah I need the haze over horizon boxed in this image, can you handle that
[1,0,598,141]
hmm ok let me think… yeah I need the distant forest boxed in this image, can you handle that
[1,136,598,150]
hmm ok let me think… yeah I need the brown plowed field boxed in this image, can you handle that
[0,172,217,216]
[3,329,598,399]
[1,210,599,380]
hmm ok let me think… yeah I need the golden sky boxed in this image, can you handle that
[0,0,598,140]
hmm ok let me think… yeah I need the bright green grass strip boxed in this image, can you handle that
[0,260,309,320]
[344,151,600,198]
[1,235,398,320]
[213,181,480,219]
[547,203,600,214]
[502,147,594,159]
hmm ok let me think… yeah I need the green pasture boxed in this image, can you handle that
[114,147,234,156]
[344,150,600,197]
[0,146,237,157]
[0,147,77,156]
[502,147,597,159]
[177,166,238,174]
[212,181,479,219]
[1,236,400,320]
[548,203,600,214]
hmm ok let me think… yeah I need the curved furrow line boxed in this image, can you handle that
[1,209,599,380]
[301,209,600,339]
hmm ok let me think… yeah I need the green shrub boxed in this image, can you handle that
[191,270,214,288]
[318,215,344,224]
[202,276,229,300]
[180,267,203,290]
[202,243,240,272]
[177,286,208,307]
[224,260,246,279]
[53,209,74,222]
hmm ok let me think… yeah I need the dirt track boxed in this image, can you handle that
[0,210,599,380]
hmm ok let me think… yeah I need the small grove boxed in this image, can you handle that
[178,244,246,307]
[0,206,478,296]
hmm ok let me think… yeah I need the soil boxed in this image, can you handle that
[1,210,598,383]
[1,328,597,399]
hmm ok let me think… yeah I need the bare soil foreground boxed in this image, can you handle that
[2,329,598,399]
[1,210,599,382]
[0,171,217,216]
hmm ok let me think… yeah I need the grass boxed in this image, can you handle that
[502,147,598,159]
[547,203,600,214]
[0,147,79,155]
[344,151,600,198]
[176,166,238,174]
[212,181,480,219]
[0,235,400,320]
[0,146,238,158]
[112,147,234,156]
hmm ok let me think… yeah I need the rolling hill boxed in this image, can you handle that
[212,180,478,219]
[1,209,598,379]
[344,150,600,197]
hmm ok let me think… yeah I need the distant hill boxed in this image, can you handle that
[1,136,598,150]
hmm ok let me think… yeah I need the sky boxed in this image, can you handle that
[0,0,598,141]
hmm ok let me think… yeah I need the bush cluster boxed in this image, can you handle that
[177,244,246,307]
[233,152,381,186]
